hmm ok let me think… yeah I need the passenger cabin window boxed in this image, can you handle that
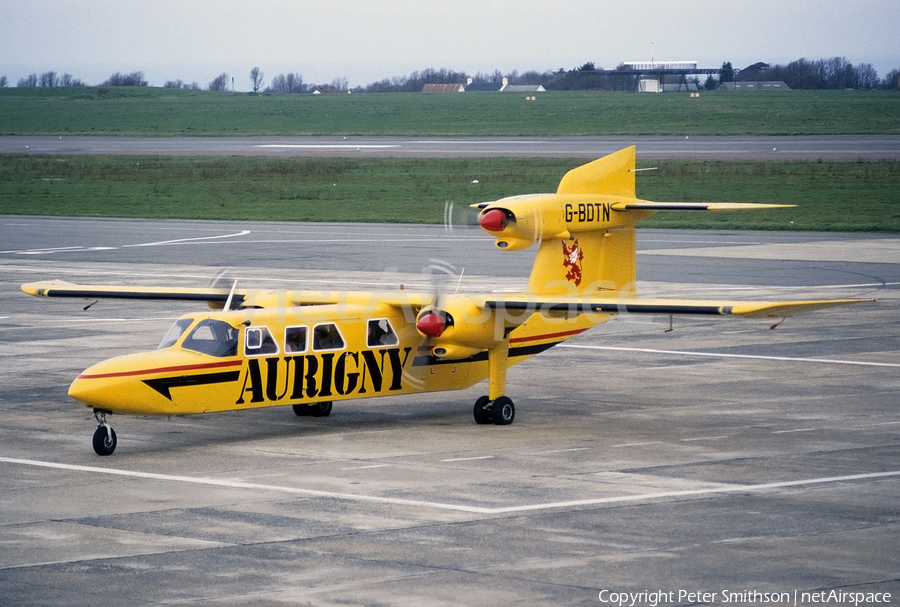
[284,326,308,353]
[312,323,344,351]
[181,319,238,357]
[245,326,279,356]
[367,318,399,347]
[158,318,194,350]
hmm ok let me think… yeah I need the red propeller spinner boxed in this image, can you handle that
[479,208,508,232]
[416,311,446,338]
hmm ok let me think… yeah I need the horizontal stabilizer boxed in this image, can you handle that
[611,202,795,212]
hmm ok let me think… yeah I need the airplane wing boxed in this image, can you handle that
[483,293,873,319]
[21,280,435,311]
[22,280,242,306]
[22,281,872,319]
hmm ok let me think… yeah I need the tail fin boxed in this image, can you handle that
[474,146,790,299]
[556,146,636,198]
[526,146,639,296]
[474,147,644,297]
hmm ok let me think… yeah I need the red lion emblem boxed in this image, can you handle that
[561,239,584,286]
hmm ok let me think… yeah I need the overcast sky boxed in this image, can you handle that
[2,0,898,90]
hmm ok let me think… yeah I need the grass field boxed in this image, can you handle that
[2,88,897,231]
[2,156,897,231]
[1,87,899,136]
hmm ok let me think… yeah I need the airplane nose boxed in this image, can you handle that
[67,351,176,415]
[68,370,130,413]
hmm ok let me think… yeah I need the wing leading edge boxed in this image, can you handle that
[484,294,873,319]
[21,281,873,320]
[21,281,239,304]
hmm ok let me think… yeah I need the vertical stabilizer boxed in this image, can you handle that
[476,147,645,298]
[556,146,636,198]
[529,146,639,296]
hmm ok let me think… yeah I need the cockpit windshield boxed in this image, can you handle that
[158,318,194,350]
[181,319,239,357]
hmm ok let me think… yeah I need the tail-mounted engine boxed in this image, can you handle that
[476,193,641,251]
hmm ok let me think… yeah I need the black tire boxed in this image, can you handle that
[310,401,333,417]
[491,396,515,426]
[92,425,117,456]
[472,396,493,425]
[292,404,311,416]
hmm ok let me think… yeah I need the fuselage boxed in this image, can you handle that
[68,302,606,416]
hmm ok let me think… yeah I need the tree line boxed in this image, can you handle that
[3,56,898,93]
[735,58,890,90]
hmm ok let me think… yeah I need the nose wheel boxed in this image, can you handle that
[92,410,117,456]
[473,395,515,425]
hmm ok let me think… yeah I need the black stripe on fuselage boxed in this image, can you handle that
[411,340,561,367]
[143,371,242,400]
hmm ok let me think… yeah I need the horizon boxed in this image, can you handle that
[2,0,898,91]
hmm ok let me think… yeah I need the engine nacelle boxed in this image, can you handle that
[477,193,638,251]
[416,295,508,360]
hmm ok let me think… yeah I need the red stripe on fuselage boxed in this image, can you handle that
[77,359,242,380]
[509,328,588,345]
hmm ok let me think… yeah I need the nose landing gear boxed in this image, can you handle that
[92,410,117,456]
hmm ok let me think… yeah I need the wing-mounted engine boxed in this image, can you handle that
[414,294,520,360]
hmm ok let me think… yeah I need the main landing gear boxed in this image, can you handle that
[472,340,515,425]
[292,402,333,417]
[92,410,117,456]
[472,395,515,425]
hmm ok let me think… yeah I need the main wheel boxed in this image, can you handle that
[472,396,493,425]
[491,396,515,425]
[310,401,333,417]
[92,424,117,456]
[293,402,333,417]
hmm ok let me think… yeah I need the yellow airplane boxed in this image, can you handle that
[22,147,870,455]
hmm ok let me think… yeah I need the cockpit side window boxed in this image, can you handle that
[181,319,239,357]
[367,318,399,347]
[158,318,194,350]
[245,326,279,357]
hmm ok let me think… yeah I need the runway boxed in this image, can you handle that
[3,134,900,160]
[1,218,898,605]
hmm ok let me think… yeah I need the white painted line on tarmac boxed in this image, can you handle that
[560,344,900,368]
[10,246,85,255]
[254,144,399,149]
[680,435,729,442]
[125,230,252,248]
[3,456,899,516]
[441,455,495,462]
[0,456,492,514]
[541,447,592,454]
